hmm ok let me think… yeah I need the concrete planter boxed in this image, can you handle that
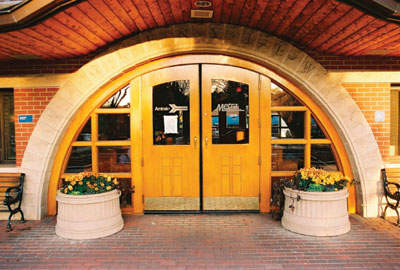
[282,187,350,236]
[56,189,123,240]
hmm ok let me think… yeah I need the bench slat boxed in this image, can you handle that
[0,173,22,178]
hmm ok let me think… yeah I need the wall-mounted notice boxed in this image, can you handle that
[164,115,178,134]
[18,114,33,123]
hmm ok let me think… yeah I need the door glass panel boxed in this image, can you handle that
[272,144,304,171]
[271,82,302,106]
[211,79,249,144]
[65,146,92,173]
[153,80,190,145]
[76,118,91,141]
[311,115,326,139]
[271,111,304,138]
[98,114,130,140]
[98,146,131,172]
[101,85,130,108]
[311,144,338,171]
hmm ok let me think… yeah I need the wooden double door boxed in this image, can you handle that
[142,64,261,211]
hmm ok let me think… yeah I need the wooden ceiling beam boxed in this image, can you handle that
[327,19,388,53]
[298,2,352,46]
[239,0,257,26]
[103,0,138,32]
[267,0,297,33]
[145,0,166,27]
[87,0,131,36]
[291,0,338,41]
[308,8,364,48]
[131,0,158,29]
[230,0,247,25]
[167,0,183,23]
[319,15,375,51]
[348,27,400,55]
[257,0,280,30]
[247,0,269,28]
[57,10,108,47]
[283,0,325,39]
[76,1,122,40]
[159,0,175,25]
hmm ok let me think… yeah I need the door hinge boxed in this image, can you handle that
[258,155,261,165]
[141,157,144,167]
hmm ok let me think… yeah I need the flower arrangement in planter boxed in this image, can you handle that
[56,172,124,240]
[60,172,119,195]
[281,168,352,236]
[286,167,351,192]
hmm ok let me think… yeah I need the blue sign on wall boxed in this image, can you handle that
[18,115,33,123]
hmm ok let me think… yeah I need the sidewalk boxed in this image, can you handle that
[0,214,400,269]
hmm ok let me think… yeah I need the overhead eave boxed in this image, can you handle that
[0,0,81,31]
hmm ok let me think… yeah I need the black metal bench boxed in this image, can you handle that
[0,173,25,231]
[381,168,400,225]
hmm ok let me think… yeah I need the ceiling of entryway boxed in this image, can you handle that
[1,0,400,61]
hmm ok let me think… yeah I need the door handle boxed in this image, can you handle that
[194,136,198,147]
[205,137,208,148]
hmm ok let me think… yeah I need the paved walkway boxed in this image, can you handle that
[0,214,400,269]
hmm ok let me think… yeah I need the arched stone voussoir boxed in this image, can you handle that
[22,23,382,219]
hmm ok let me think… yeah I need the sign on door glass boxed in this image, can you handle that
[153,80,190,145]
[211,79,249,144]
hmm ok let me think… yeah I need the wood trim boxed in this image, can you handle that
[47,54,356,215]
[131,77,143,214]
[259,75,270,213]
[0,75,69,88]
[271,171,296,177]
[94,141,131,146]
[271,139,308,144]
[271,106,308,111]
[95,108,130,114]
[304,110,311,168]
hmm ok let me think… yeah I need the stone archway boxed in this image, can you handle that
[21,24,382,219]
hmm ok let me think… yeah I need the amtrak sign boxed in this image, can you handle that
[154,104,188,113]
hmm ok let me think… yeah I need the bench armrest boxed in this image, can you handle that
[385,181,400,200]
[4,186,22,205]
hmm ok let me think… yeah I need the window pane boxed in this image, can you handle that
[118,178,133,208]
[271,82,302,106]
[311,144,338,171]
[76,118,91,141]
[0,90,15,162]
[98,114,130,140]
[272,144,304,171]
[212,79,249,144]
[101,85,130,108]
[65,146,92,173]
[153,80,190,145]
[311,115,326,139]
[98,146,131,173]
[271,111,304,139]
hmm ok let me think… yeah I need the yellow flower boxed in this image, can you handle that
[106,186,111,191]
[78,181,83,185]
[68,185,73,191]
[64,187,68,193]
[107,176,112,182]
[113,179,119,185]
[94,183,97,187]
[71,181,76,186]
[100,182,105,187]
[95,187,99,191]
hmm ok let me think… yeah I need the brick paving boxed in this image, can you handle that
[0,214,400,269]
